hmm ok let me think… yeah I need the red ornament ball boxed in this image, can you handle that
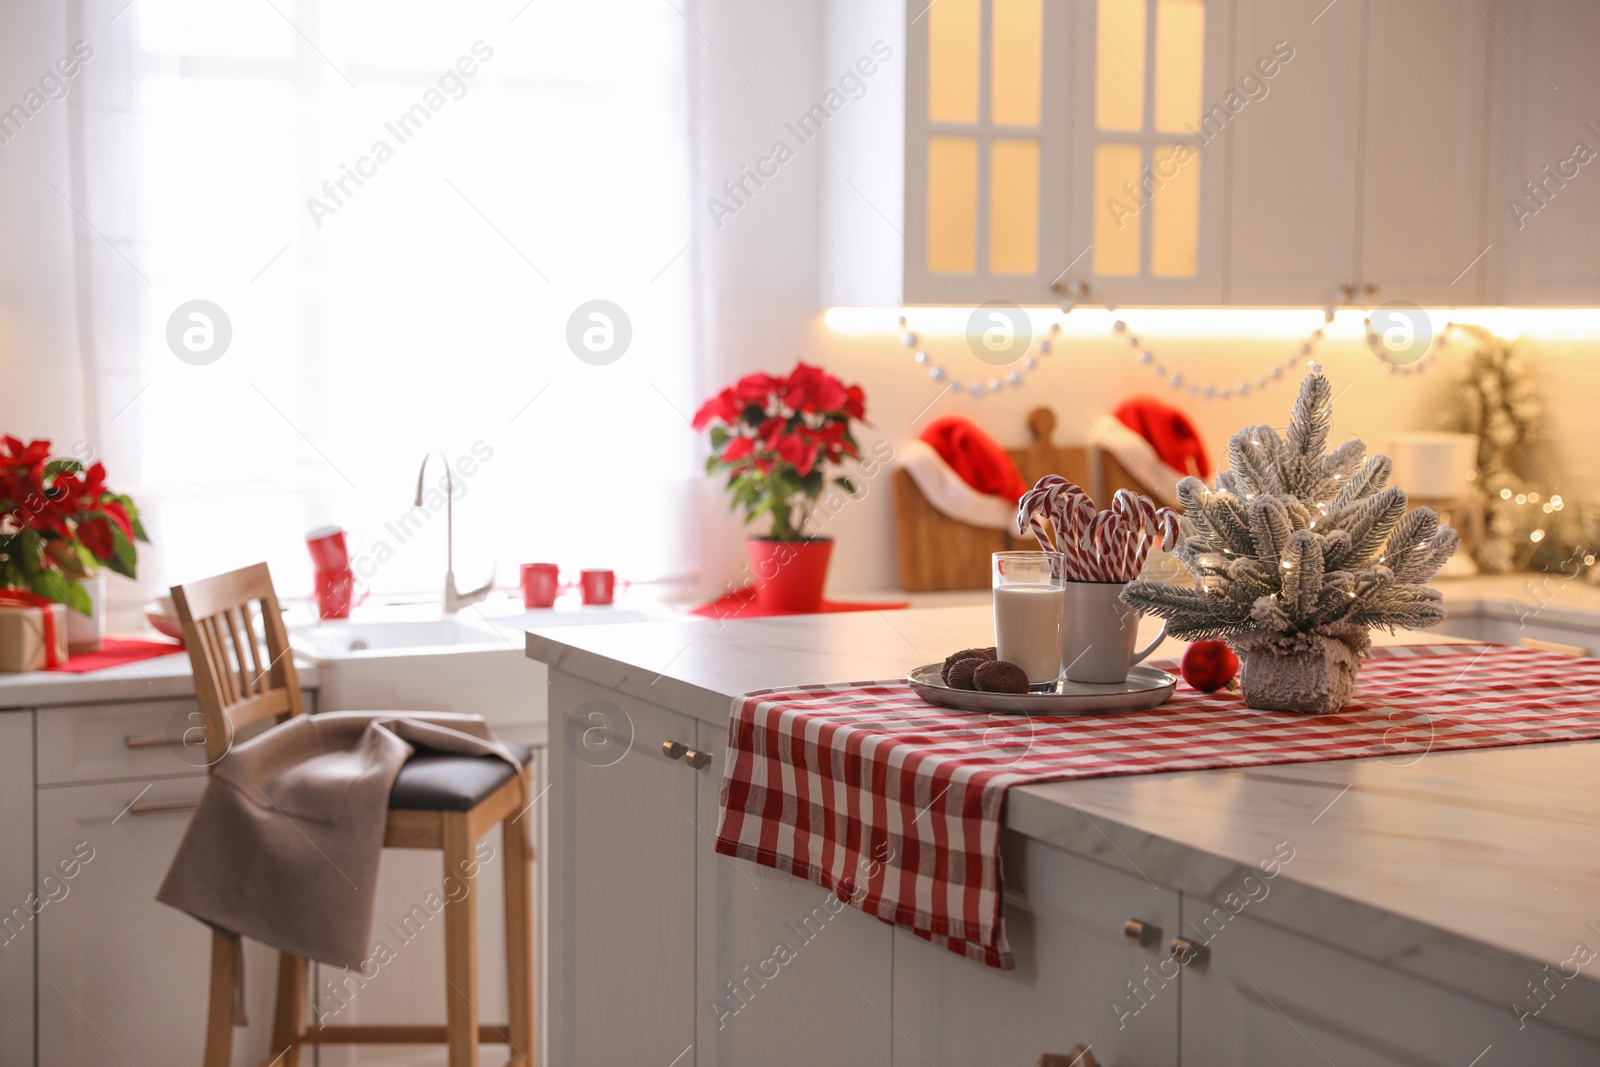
[1180,640,1239,693]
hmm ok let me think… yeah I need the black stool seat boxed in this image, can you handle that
[388,742,533,811]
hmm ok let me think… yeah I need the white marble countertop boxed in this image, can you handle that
[525,582,1600,1039]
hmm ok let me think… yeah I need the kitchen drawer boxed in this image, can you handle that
[37,692,313,786]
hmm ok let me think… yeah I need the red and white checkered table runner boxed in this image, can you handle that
[714,643,1600,969]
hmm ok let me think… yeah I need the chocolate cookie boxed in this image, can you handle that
[944,657,981,690]
[942,646,996,674]
[973,659,1030,694]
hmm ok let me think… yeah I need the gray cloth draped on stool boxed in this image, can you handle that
[157,711,526,971]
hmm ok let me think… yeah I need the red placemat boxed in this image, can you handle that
[714,643,1600,969]
[49,637,185,673]
[689,585,909,621]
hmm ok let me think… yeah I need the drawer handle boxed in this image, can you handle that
[125,734,190,749]
[127,800,200,817]
[662,740,688,760]
[1170,936,1208,965]
[1038,1045,1099,1067]
[683,748,712,770]
[1124,918,1158,946]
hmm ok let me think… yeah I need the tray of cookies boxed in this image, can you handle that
[908,646,1175,716]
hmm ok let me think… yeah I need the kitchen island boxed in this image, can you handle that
[529,602,1600,1067]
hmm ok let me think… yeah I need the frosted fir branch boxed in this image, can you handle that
[1227,428,1286,497]
[1284,498,1313,531]
[1250,596,1293,632]
[1392,527,1460,584]
[1227,556,1281,599]
[1279,529,1325,621]
[1341,486,1408,566]
[1216,469,1245,497]
[1332,453,1393,510]
[1322,439,1368,483]
[1286,371,1333,462]
[1319,529,1355,570]
[1247,496,1294,561]
[1201,492,1256,556]
[1350,589,1446,632]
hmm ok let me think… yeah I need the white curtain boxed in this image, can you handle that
[66,0,699,617]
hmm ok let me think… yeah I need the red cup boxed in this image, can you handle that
[306,525,352,571]
[314,567,360,620]
[520,563,561,609]
[580,569,627,606]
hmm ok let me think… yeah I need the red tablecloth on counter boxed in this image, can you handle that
[714,643,1600,969]
[47,637,185,673]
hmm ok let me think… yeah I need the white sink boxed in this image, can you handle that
[289,616,503,659]
[287,599,675,732]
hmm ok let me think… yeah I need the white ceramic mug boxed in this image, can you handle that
[1061,581,1166,684]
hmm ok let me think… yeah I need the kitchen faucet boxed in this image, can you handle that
[415,451,494,613]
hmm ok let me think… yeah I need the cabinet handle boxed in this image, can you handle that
[1170,936,1208,965]
[125,734,189,749]
[126,800,200,817]
[684,749,712,770]
[662,740,688,760]
[1038,1045,1099,1067]
[1363,283,1379,300]
[1123,918,1158,946]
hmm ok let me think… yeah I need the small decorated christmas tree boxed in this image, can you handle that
[1123,366,1459,713]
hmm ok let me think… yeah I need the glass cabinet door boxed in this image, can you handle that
[1070,0,1225,303]
[905,0,1071,303]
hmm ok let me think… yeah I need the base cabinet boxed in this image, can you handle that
[547,671,700,1067]
[894,834,1180,1067]
[1178,901,1600,1066]
[35,776,278,1067]
[692,720,894,1067]
[0,713,33,1066]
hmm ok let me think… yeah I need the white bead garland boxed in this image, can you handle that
[897,289,1464,398]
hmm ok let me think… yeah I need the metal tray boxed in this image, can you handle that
[907,663,1177,715]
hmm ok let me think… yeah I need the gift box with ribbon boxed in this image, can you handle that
[0,591,69,672]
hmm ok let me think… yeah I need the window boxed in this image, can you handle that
[71,0,697,607]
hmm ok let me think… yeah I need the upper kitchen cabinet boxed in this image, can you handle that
[1230,0,1492,307]
[822,0,1599,307]
[1485,0,1600,305]
[900,0,1075,304]
[1063,0,1233,304]
[1358,0,1492,306]
[1226,0,1363,306]
[823,0,1231,306]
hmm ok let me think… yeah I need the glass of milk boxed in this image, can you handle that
[992,551,1066,690]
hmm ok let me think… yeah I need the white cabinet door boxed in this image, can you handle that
[36,777,277,1067]
[692,718,894,1067]
[0,712,32,1066]
[546,671,698,1067]
[1487,0,1600,305]
[1358,0,1492,305]
[1227,0,1363,306]
[1180,901,1600,1066]
[893,833,1181,1066]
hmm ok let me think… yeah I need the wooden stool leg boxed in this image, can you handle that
[504,789,536,1066]
[203,930,238,1067]
[270,951,308,1065]
[443,812,481,1067]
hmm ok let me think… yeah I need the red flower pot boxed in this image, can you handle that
[746,538,833,613]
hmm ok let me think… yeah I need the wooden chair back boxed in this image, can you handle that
[170,562,306,769]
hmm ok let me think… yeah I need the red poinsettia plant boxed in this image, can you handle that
[692,363,867,541]
[0,437,149,616]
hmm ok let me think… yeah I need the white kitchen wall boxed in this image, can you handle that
[0,3,86,443]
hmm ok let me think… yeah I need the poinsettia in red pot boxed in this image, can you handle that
[693,363,867,612]
[0,437,150,649]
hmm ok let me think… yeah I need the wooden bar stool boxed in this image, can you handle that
[170,563,535,1067]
